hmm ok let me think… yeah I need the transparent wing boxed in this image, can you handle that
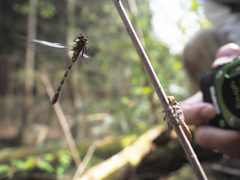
[30,39,90,59]
[29,39,67,49]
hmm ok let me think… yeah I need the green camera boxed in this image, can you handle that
[201,57,240,130]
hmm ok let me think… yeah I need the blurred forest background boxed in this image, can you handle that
[0,0,232,179]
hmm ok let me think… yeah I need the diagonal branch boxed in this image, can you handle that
[40,72,81,167]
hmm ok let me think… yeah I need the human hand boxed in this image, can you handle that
[181,43,240,159]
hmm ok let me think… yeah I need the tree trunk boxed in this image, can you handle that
[25,0,38,95]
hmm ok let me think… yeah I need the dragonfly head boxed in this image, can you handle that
[75,34,88,44]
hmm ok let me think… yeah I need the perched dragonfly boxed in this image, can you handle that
[23,34,89,104]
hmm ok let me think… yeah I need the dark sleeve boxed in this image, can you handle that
[211,0,240,12]
[213,0,240,3]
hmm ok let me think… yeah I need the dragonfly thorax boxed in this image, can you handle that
[72,34,88,51]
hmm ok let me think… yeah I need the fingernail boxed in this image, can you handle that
[201,104,216,119]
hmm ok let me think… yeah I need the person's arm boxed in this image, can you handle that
[181,43,240,159]
[212,0,240,4]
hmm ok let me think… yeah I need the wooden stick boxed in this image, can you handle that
[112,0,208,179]
[73,141,98,179]
[40,72,81,167]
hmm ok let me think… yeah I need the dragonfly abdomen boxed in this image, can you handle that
[52,50,81,104]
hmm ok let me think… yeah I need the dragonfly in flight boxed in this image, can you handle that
[25,34,89,104]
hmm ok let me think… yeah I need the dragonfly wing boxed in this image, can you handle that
[67,51,90,59]
[83,54,90,59]
[20,36,90,59]
[30,39,67,49]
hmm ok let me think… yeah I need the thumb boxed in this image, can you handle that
[181,102,216,125]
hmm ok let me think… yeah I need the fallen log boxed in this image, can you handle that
[78,126,164,180]
[78,127,221,180]
[0,134,137,163]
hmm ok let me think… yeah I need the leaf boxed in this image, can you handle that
[58,150,72,168]
[43,153,54,162]
[37,160,54,173]
[0,165,10,174]
[56,166,65,177]
[189,0,199,12]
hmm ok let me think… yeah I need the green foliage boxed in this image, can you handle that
[12,3,30,15]
[38,1,56,19]
[0,150,72,179]
[43,153,54,162]
[10,159,33,171]
[189,0,199,12]
[188,0,212,29]
[0,165,10,175]
[56,150,72,177]
[37,159,54,173]
[12,1,56,18]
[58,150,71,167]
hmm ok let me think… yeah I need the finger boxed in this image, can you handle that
[216,43,240,59]
[195,126,240,158]
[181,102,216,125]
[211,57,233,69]
[212,43,240,69]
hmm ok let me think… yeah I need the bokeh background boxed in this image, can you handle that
[1,0,227,179]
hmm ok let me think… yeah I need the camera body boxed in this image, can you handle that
[201,57,240,130]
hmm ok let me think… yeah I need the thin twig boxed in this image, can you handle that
[40,72,81,167]
[73,141,99,179]
[112,0,207,179]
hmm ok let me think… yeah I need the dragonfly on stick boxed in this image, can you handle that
[25,34,89,104]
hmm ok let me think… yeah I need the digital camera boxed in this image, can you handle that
[201,57,240,130]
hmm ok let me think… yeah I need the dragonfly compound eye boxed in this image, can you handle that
[76,34,88,43]
[77,34,83,38]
